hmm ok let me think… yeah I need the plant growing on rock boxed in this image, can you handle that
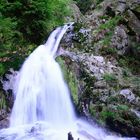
[103,73,118,85]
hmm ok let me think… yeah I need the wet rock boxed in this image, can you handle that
[1,68,18,95]
[68,132,74,140]
[0,117,9,129]
[0,110,9,129]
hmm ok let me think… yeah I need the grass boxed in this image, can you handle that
[103,73,117,83]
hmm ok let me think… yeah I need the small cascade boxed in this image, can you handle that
[0,23,137,140]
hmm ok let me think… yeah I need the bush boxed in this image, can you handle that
[0,0,72,76]
[0,0,71,44]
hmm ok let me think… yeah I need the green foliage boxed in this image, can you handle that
[1,0,71,44]
[56,57,78,105]
[0,91,6,110]
[107,95,119,104]
[93,16,123,55]
[103,73,117,83]
[100,46,117,55]
[80,69,96,100]
[96,0,104,5]
[98,16,122,31]
[0,0,72,76]
[75,0,104,13]
[0,64,5,76]
[89,104,96,116]
[100,110,116,121]
[118,56,140,74]
[74,0,93,13]
[117,105,129,111]
[0,16,19,52]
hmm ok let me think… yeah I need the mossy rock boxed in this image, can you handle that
[106,111,140,138]
[56,57,79,106]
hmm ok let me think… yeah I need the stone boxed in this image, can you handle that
[94,81,106,89]
[116,1,127,14]
[93,56,105,64]
[68,132,74,140]
[111,26,128,55]
[125,10,140,36]
[120,89,135,102]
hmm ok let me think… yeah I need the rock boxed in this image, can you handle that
[64,0,140,138]
[93,56,105,64]
[120,89,135,102]
[1,68,18,95]
[0,110,9,129]
[68,132,74,140]
[0,117,9,129]
[67,3,83,22]
[131,109,140,118]
[106,111,140,138]
[112,25,128,55]
[125,10,140,36]
[116,0,127,14]
[127,0,140,11]
[94,81,106,89]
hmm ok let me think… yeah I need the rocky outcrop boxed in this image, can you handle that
[60,0,140,138]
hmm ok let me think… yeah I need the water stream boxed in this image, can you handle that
[0,23,137,140]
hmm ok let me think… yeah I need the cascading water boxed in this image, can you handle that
[0,23,137,140]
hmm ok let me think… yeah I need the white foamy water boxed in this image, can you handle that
[0,23,137,140]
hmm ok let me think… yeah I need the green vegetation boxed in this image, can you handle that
[0,0,72,76]
[0,91,6,110]
[56,57,78,105]
[118,56,140,74]
[103,73,117,83]
[74,0,93,13]
[75,0,104,13]
[100,46,117,55]
[117,105,129,111]
[92,16,123,50]
[98,16,122,31]
[89,103,136,128]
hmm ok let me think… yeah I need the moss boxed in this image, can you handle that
[100,109,116,122]
[89,104,96,116]
[0,64,5,76]
[79,69,96,100]
[0,90,6,110]
[103,73,118,84]
[117,105,129,111]
[75,0,94,13]
[118,56,140,74]
[56,57,79,105]
[106,95,119,104]
[98,16,122,31]
[100,46,117,55]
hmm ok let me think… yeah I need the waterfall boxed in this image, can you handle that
[0,23,137,140]
[10,23,76,127]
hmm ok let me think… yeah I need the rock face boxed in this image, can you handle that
[0,69,16,128]
[60,0,140,138]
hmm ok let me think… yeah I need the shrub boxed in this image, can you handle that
[0,0,72,75]
[0,0,72,44]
